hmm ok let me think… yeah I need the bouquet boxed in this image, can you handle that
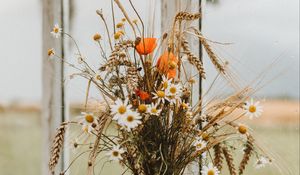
[48,1,271,175]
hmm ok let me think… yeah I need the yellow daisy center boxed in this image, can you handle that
[249,105,256,113]
[53,27,59,33]
[163,81,169,89]
[138,104,147,113]
[157,91,165,98]
[112,151,119,157]
[169,87,177,94]
[238,125,247,134]
[207,170,215,175]
[197,143,202,148]
[151,108,157,113]
[85,114,94,123]
[118,106,126,114]
[127,115,134,122]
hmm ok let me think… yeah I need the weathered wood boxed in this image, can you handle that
[161,0,201,102]
[161,1,202,174]
[42,0,66,174]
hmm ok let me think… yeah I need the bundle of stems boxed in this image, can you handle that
[48,1,271,175]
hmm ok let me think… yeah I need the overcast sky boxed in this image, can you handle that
[0,0,299,103]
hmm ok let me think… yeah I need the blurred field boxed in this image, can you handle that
[0,100,299,175]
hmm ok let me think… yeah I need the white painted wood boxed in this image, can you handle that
[161,0,201,104]
[42,0,66,174]
[161,1,202,174]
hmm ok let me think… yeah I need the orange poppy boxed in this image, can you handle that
[135,38,157,55]
[135,89,150,101]
[156,51,178,79]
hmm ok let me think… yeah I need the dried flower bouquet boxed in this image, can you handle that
[48,1,271,175]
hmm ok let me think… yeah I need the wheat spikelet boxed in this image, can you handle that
[126,66,140,91]
[99,40,134,71]
[200,37,225,73]
[181,38,206,78]
[49,124,66,173]
[175,11,201,21]
[100,58,133,71]
[239,136,254,175]
[213,144,224,171]
[222,146,237,175]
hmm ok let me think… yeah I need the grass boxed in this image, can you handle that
[0,111,298,175]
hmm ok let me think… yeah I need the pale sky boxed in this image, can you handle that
[0,0,299,103]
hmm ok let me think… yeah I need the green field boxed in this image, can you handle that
[0,111,299,175]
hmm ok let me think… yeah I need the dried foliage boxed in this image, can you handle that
[48,2,270,175]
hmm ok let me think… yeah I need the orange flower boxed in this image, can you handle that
[156,51,178,79]
[135,38,157,55]
[135,89,150,101]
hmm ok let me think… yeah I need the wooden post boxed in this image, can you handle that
[42,0,66,174]
[161,0,202,174]
[198,1,203,175]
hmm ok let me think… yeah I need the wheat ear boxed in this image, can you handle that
[200,37,225,73]
[99,40,134,71]
[49,123,66,174]
[239,136,254,175]
[175,11,201,21]
[126,66,140,91]
[192,29,225,74]
[223,146,237,175]
[181,37,206,78]
[213,144,224,171]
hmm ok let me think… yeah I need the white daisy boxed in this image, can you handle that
[161,75,172,90]
[201,163,220,175]
[166,83,182,104]
[152,90,168,104]
[118,110,142,131]
[193,138,207,151]
[110,98,132,121]
[106,145,125,161]
[51,23,62,38]
[244,98,263,119]
[166,83,182,96]
[254,156,271,169]
[148,103,162,116]
[77,112,97,133]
